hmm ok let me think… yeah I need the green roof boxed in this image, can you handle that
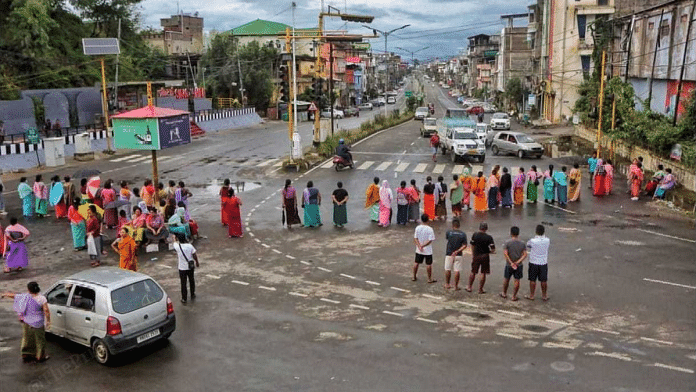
[230,19,317,36]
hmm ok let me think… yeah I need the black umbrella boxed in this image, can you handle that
[105,199,130,209]
[73,168,102,178]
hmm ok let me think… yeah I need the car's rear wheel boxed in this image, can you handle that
[492,145,499,156]
[92,338,111,365]
[517,150,524,159]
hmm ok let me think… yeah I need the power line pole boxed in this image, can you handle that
[292,2,298,139]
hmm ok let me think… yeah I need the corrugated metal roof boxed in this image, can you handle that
[230,19,318,36]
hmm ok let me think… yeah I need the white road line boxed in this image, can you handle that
[416,317,438,324]
[248,232,255,237]
[394,163,409,172]
[320,161,334,169]
[432,164,445,174]
[651,363,694,374]
[637,229,696,244]
[390,286,410,293]
[452,165,464,175]
[497,332,523,340]
[422,294,443,300]
[412,163,428,173]
[382,310,404,317]
[261,244,270,248]
[320,298,340,304]
[586,351,633,361]
[272,249,282,254]
[285,255,296,260]
[257,159,276,167]
[640,337,674,346]
[111,154,141,162]
[358,161,375,170]
[375,161,392,171]
[317,267,332,272]
[231,280,250,286]
[497,309,525,317]
[540,201,577,214]
[289,292,308,297]
[339,273,356,279]
[273,160,284,167]
[546,319,572,326]
[254,238,261,243]
[349,304,370,310]
[590,328,620,336]
[542,342,578,350]
[157,264,173,269]
[365,280,381,286]
[643,278,696,290]
[128,155,152,163]
[300,260,311,265]
[258,285,276,291]
[205,274,221,279]
[470,165,484,174]
[457,301,479,308]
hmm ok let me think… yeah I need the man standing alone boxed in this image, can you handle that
[525,224,550,301]
[174,236,199,304]
[444,219,467,290]
[467,222,495,293]
[413,213,436,283]
[500,226,527,301]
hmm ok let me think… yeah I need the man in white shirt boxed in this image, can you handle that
[525,224,550,301]
[173,236,199,303]
[413,213,436,283]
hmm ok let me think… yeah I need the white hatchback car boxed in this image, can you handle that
[490,112,511,130]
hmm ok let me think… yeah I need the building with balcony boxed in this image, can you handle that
[466,34,500,96]
[143,13,205,80]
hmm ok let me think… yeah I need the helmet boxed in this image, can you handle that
[339,139,345,144]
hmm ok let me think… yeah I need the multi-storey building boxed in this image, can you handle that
[143,13,206,80]
[466,34,500,96]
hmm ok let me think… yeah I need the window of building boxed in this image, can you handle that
[577,15,587,40]
[598,0,608,5]
[581,55,591,79]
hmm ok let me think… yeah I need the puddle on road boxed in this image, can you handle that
[203,178,262,195]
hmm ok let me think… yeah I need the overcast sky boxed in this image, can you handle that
[139,0,530,61]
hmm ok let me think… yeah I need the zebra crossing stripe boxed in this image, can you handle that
[433,164,445,174]
[358,161,375,170]
[257,159,276,167]
[452,165,464,175]
[471,165,484,175]
[273,161,284,167]
[129,156,152,163]
[413,163,427,173]
[394,163,409,172]
[321,160,334,169]
[375,161,392,171]
[111,154,141,162]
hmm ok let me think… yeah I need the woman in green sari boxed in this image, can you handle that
[543,165,555,203]
[302,181,322,227]
[17,177,33,217]
[526,165,541,203]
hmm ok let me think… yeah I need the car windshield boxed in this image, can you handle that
[454,131,477,140]
[424,119,437,126]
[111,279,163,314]
[493,113,508,119]
[517,134,536,143]
[416,107,428,113]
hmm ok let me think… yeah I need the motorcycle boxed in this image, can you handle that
[332,155,354,171]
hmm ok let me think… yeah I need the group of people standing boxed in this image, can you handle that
[588,153,677,201]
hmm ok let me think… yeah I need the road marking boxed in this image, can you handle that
[542,342,578,350]
[289,292,308,297]
[640,337,674,346]
[257,159,276,167]
[254,238,261,243]
[637,229,696,243]
[651,363,694,374]
[375,161,392,171]
[285,255,296,260]
[272,249,282,254]
[300,260,311,265]
[416,317,438,324]
[590,328,620,336]
[232,280,250,286]
[157,264,173,269]
[394,163,409,172]
[273,160,284,167]
[258,285,276,291]
[317,267,332,272]
[412,163,428,173]
[358,161,375,170]
[111,154,141,162]
[586,351,633,361]
[248,232,255,237]
[452,165,464,175]
[497,309,525,317]
[643,278,696,290]
[365,280,381,286]
[546,319,572,326]
[457,301,479,308]
[382,310,404,317]
[129,155,152,163]
[422,294,443,300]
[321,161,334,169]
[349,304,370,310]
[432,164,445,174]
[540,201,577,214]
[340,273,356,279]
[320,298,340,304]
[205,274,221,279]
[470,165,484,174]
[497,332,523,340]
[390,286,410,293]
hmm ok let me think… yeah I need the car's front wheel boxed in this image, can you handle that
[517,150,525,159]
[92,338,111,365]
[491,145,499,156]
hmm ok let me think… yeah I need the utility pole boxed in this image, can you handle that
[673,0,696,126]
[292,2,298,140]
[114,18,121,114]
[597,51,606,158]
[330,43,335,135]
[237,53,244,106]
[363,25,411,117]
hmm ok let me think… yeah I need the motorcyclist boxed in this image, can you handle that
[335,139,352,164]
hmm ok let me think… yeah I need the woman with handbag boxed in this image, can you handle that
[86,205,104,267]
[173,236,199,304]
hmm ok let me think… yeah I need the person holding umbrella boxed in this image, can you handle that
[49,176,67,219]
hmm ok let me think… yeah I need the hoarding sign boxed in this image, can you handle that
[158,114,191,149]
[113,118,160,150]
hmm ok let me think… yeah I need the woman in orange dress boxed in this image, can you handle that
[111,227,138,271]
[472,171,487,212]
[460,168,473,210]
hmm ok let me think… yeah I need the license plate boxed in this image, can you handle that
[136,329,160,343]
[468,149,479,154]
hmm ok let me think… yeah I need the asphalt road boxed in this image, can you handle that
[0,76,694,391]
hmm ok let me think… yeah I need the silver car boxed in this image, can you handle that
[490,131,544,159]
[415,107,429,120]
[45,267,176,364]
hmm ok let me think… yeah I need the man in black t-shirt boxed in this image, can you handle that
[444,219,467,290]
[467,222,495,294]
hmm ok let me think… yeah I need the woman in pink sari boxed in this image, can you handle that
[101,181,117,228]
[378,180,393,227]
[630,162,644,200]
[604,159,614,195]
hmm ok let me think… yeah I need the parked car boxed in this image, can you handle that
[490,112,511,130]
[358,102,373,111]
[415,107,429,120]
[466,106,485,115]
[341,107,359,117]
[482,103,497,113]
[370,99,383,107]
[421,117,438,137]
[377,97,386,106]
[44,267,176,365]
[489,131,544,159]
[321,108,344,119]
[387,96,396,104]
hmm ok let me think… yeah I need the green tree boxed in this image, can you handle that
[504,78,523,111]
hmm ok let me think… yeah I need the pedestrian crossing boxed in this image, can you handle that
[109,154,180,164]
[312,159,486,178]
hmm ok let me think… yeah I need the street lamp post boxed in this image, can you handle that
[363,24,410,116]
[395,46,430,65]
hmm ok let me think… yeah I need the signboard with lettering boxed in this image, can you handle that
[113,118,160,150]
[25,128,40,144]
[158,114,191,149]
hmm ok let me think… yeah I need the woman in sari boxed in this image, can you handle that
[164,198,176,221]
[592,159,606,196]
[4,217,29,273]
[111,227,138,271]
[513,167,526,206]
[302,181,322,227]
[67,198,86,251]
[220,179,230,226]
[567,164,582,202]
[331,182,349,227]
[17,177,33,217]
[472,171,487,212]
[435,176,448,220]
[145,207,169,245]
[422,177,436,220]
[101,181,117,228]
[282,179,302,227]
[127,205,148,245]
[499,167,513,208]
[86,205,104,267]
[644,164,664,196]
[33,175,48,217]
[378,180,393,227]
[554,166,569,206]
[80,178,89,204]
[365,177,380,222]
[175,181,193,220]
[396,181,409,225]
[407,179,421,223]
[526,165,540,203]
[222,189,243,237]
[450,174,463,217]
[604,159,614,195]
[1,281,50,362]
[118,181,132,220]
[168,206,191,240]
[654,168,675,199]
[543,165,555,203]
[51,176,68,219]
[630,162,644,201]
[461,169,473,210]
[141,179,155,207]
[487,168,499,210]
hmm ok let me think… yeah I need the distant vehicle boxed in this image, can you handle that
[321,108,344,119]
[44,268,175,365]
[421,117,438,137]
[442,85,451,89]
[475,123,490,142]
[415,107,429,120]
[342,107,359,117]
[467,106,485,115]
[370,99,383,107]
[386,91,398,97]
[377,97,386,105]
[387,96,396,104]
[428,103,435,115]
[358,102,373,111]
[436,110,484,163]
[483,103,497,113]
[457,96,466,103]
[490,112,511,130]
[489,131,544,159]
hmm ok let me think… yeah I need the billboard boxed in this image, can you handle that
[158,114,191,149]
[113,118,160,150]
